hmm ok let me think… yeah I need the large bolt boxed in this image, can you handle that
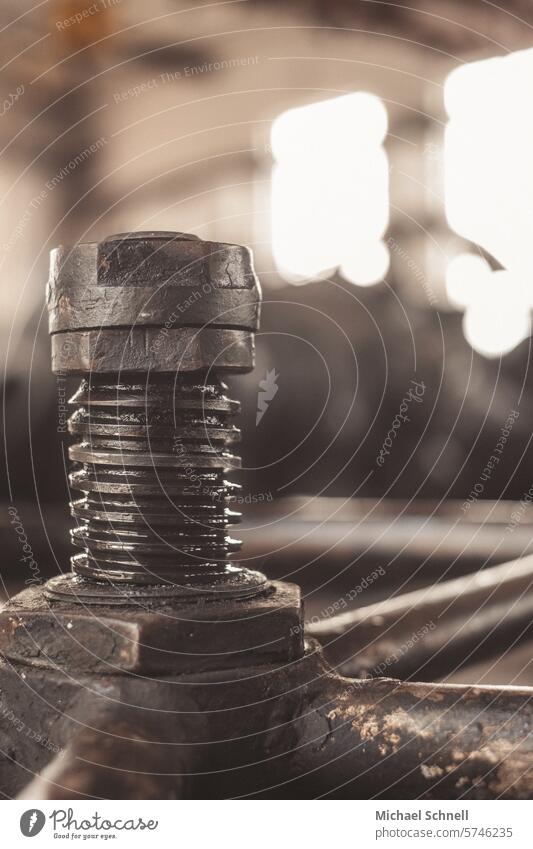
[47,231,267,601]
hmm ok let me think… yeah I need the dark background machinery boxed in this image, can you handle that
[2,0,533,797]
[0,231,532,800]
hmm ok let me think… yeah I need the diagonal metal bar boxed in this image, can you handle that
[308,554,533,680]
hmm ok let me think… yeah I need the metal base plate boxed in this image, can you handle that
[0,577,304,675]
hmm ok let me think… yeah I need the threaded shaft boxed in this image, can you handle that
[66,373,265,598]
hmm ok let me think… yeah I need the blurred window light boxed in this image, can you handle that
[444,48,533,356]
[446,256,530,358]
[340,240,390,287]
[463,270,530,358]
[445,253,491,310]
[271,93,389,286]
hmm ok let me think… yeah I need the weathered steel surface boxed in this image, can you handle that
[49,232,258,291]
[307,659,533,799]
[62,373,262,589]
[46,231,265,595]
[1,643,531,800]
[47,231,261,372]
[51,327,255,374]
[48,283,259,332]
[0,580,303,674]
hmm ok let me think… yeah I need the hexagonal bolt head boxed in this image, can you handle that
[47,231,261,374]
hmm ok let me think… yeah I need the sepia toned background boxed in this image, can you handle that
[2,0,533,683]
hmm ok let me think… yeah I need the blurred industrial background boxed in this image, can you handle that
[2,0,533,683]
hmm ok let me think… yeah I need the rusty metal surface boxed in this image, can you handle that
[46,231,267,597]
[307,664,533,799]
[63,372,265,591]
[48,232,260,332]
[48,231,260,374]
[1,641,531,800]
[0,579,303,674]
[51,327,256,374]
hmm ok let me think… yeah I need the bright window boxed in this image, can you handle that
[445,48,533,356]
[271,93,390,286]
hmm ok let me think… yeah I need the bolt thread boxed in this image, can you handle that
[66,373,266,597]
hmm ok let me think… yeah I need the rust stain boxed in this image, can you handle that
[408,685,445,702]
[420,763,444,779]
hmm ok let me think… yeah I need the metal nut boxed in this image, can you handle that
[48,231,260,373]
[48,231,260,330]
